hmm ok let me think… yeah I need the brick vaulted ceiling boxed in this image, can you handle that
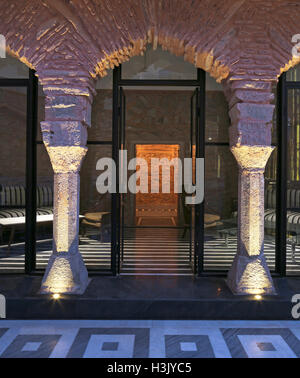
[0,0,300,91]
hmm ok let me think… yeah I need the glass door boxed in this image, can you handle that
[0,68,38,274]
[112,61,205,276]
[119,88,126,268]
[112,68,126,275]
[189,87,205,275]
[276,71,300,276]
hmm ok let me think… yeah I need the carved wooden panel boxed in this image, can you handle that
[135,144,179,220]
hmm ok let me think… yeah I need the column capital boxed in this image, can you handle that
[41,121,88,147]
[231,145,275,172]
[229,103,275,125]
[43,94,92,128]
[37,69,96,129]
[229,102,275,147]
[46,146,88,174]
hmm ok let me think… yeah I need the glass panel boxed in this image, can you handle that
[122,46,197,80]
[36,84,45,142]
[124,89,193,229]
[80,145,112,272]
[203,146,238,271]
[89,87,112,142]
[271,82,277,144]
[286,89,300,275]
[0,87,27,273]
[190,91,197,273]
[0,55,29,78]
[119,87,195,275]
[35,144,54,270]
[206,73,230,143]
[264,152,277,273]
[263,82,277,272]
[286,64,300,82]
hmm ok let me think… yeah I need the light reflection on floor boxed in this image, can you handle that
[0,229,300,275]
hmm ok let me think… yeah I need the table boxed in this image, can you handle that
[80,212,110,236]
[218,227,237,247]
[0,215,85,252]
[218,226,300,265]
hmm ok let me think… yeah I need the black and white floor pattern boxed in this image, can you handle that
[0,228,299,275]
[0,320,299,358]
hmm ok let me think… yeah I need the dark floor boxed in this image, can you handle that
[0,274,299,320]
[1,227,300,275]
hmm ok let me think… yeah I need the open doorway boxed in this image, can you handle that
[111,58,205,275]
[79,45,238,277]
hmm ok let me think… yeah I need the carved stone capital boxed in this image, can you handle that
[228,102,275,147]
[45,146,88,174]
[231,145,275,172]
[41,121,88,147]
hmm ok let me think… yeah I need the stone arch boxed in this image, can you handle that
[1,1,300,88]
[2,0,300,295]
[0,0,255,86]
[1,0,300,111]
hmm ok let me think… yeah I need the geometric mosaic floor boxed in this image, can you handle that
[0,321,300,358]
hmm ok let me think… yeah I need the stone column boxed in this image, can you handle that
[40,145,89,295]
[227,101,276,295]
[38,74,94,295]
[227,145,276,295]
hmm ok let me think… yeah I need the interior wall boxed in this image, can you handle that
[0,87,51,187]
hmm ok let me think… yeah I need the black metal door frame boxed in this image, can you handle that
[120,88,126,266]
[189,80,205,274]
[111,65,206,276]
[3,68,294,277]
[0,70,38,274]
[197,70,206,274]
[275,72,300,276]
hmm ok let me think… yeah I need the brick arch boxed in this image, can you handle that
[0,1,300,81]
[267,1,300,78]
[1,0,300,92]
[3,0,300,146]
[3,0,300,150]
[0,1,267,84]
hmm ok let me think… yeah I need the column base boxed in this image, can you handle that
[39,252,90,295]
[227,253,277,295]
